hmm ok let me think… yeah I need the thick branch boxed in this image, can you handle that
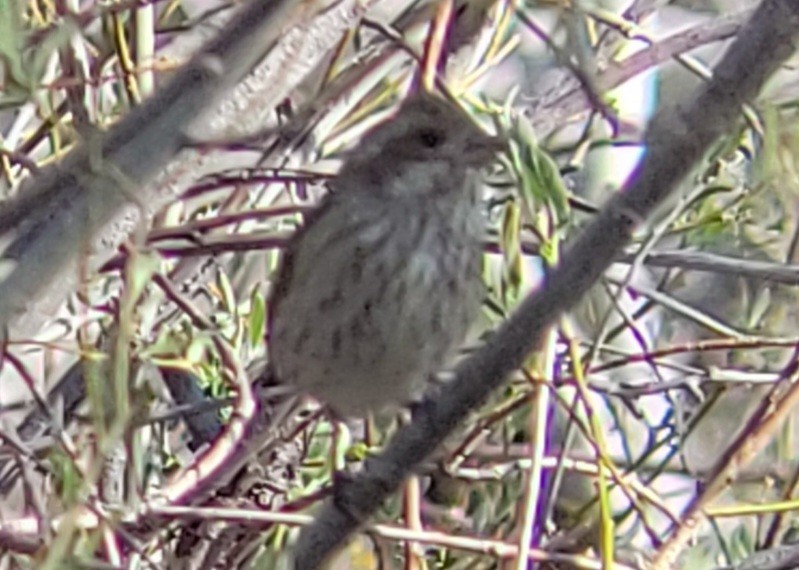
[292,1,799,568]
[0,0,342,337]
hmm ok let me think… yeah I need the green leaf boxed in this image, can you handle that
[249,288,266,348]
[499,202,523,306]
[186,334,214,366]
[217,268,236,314]
[503,109,571,227]
[49,448,84,506]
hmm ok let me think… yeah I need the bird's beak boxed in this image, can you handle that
[465,135,507,164]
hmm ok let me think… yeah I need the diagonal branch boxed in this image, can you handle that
[292,1,799,568]
[0,0,342,338]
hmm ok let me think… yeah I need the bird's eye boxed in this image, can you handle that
[418,129,443,148]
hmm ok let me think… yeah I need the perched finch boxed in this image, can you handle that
[268,92,501,417]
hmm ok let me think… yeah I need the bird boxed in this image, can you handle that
[267,91,502,417]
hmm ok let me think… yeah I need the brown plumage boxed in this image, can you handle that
[268,93,501,417]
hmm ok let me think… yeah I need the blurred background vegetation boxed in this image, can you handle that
[1,0,799,568]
